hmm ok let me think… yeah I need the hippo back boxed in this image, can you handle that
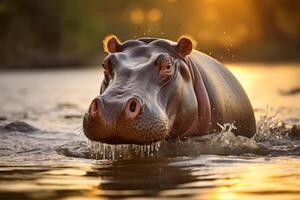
[187,51,256,137]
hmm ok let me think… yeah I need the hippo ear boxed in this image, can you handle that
[176,36,195,57]
[103,35,121,54]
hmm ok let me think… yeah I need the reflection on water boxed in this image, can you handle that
[229,64,300,112]
[0,63,299,199]
[206,158,300,200]
[1,157,300,199]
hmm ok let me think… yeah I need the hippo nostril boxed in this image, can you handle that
[129,101,137,113]
[89,98,102,118]
[90,99,98,113]
[125,98,141,119]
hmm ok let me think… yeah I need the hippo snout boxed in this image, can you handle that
[83,96,168,144]
[89,97,142,120]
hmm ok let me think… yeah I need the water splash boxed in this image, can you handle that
[90,141,161,160]
[255,107,284,142]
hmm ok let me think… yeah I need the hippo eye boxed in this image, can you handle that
[102,59,112,75]
[102,61,113,84]
[156,55,173,83]
[162,58,172,72]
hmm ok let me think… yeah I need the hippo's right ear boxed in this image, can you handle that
[175,36,195,57]
[103,35,121,54]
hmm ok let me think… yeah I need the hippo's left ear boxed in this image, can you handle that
[103,35,121,54]
[175,36,195,57]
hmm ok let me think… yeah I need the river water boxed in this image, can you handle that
[0,63,300,199]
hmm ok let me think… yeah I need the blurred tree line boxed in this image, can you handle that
[0,0,299,68]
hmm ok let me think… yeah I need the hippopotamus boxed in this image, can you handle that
[83,35,256,144]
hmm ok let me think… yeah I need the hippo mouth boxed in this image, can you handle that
[82,98,170,145]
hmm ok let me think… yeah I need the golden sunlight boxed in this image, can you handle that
[146,8,163,23]
[129,8,145,24]
[202,159,300,200]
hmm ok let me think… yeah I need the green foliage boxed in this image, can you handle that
[0,0,299,68]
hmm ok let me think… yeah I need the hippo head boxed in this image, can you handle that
[83,35,202,144]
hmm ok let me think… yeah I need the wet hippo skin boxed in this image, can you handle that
[83,35,256,144]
